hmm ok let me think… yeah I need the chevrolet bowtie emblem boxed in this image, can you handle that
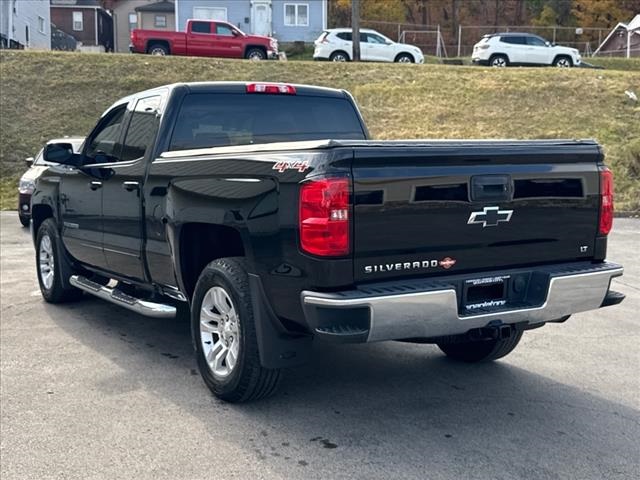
[467,206,513,227]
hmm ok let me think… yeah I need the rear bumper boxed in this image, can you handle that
[301,261,623,343]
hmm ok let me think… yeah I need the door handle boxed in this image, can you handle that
[122,181,140,192]
[89,181,102,190]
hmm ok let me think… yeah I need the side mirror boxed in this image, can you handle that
[43,142,78,166]
[25,157,34,168]
[545,41,551,47]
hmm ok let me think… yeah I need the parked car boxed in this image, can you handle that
[472,32,581,67]
[18,137,84,227]
[314,28,424,63]
[32,82,623,403]
[130,19,278,60]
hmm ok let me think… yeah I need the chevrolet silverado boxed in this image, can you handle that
[32,82,624,402]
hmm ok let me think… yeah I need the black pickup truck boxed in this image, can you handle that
[32,82,624,402]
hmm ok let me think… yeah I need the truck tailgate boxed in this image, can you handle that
[351,140,602,283]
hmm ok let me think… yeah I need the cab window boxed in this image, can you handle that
[120,96,162,162]
[216,24,234,36]
[85,106,126,162]
[191,21,211,34]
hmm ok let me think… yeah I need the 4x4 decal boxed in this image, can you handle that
[272,160,310,173]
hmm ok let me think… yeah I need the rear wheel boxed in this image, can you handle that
[246,48,266,61]
[148,43,169,56]
[36,218,83,303]
[19,215,30,227]
[395,53,415,63]
[192,257,281,402]
[437,331,523,362]
[553,56,572,67]
[329,50,350,62]
[490,54,508,67]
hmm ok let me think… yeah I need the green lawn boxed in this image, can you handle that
[1,50,638,211]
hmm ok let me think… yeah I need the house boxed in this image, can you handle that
[0,0,51,50]
[50,0,114,52]
[111,0,175,53]
[174,0,327,43]
[593,14,640,58]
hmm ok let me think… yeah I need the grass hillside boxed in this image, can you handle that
[1,50,639,211]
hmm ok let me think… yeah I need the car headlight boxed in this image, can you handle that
[19,179,36,194]
[270,40,278,50]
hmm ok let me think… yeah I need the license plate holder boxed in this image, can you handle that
[462,275,510,313]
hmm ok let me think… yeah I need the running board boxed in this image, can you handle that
[69,275,176,319]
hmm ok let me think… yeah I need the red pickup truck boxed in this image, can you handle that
[130,19,278,60]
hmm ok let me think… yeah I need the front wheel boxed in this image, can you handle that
[192,257,281,403]
[245,48,266,61]
[437,331,523,362]
[36,218,83,303]
[395,53,415,63]
[553,56,573,68]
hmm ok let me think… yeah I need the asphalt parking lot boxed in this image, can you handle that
[1,211,638,479]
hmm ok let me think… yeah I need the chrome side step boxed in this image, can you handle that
[69,275,176,319]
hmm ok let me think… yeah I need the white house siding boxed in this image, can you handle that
[1,0,51,49]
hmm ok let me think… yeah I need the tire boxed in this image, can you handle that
[489,54,509,67]
[19,215,30,227]
[148,43,169,56]
[437,330,523,363]
[245,48,266,61]
[192,257,281,403]
[36,218,83,303]
[395,53,415,63]
[553,55,572,68]
[329,50,350,62]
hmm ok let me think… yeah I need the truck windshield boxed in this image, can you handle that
[168,93,367,151]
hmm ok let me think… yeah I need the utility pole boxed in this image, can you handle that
[352,0,360,61]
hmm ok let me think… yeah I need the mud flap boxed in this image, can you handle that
[249,274,312,369]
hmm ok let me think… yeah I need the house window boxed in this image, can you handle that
[284,3,308,27]
[128,13,137,31]
[72,11,83,31]
[155,15,167,28]
[38,16,46,34]
[193,7,227,21]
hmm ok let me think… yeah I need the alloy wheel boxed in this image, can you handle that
[39,234,55,290]
[200,286,241,378]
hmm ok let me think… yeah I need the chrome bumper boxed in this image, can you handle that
[301,262,623,342]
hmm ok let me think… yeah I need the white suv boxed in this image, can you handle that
[472,33,581,67]
[314,28,424,63]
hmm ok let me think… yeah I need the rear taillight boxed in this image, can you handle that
[599,166,614,235]
[299,177,350,257]
[246,83,296,95]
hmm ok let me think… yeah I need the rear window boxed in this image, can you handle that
[500,36,526,45]
[191,21,211,34]
[168,93,366,151]
[336,32,352,41]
